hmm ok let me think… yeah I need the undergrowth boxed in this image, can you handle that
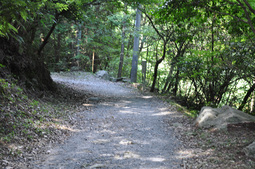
[0,77,68,158]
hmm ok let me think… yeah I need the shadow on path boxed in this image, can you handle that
[32,73,183,169]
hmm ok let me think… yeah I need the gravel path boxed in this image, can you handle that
[32,72,183,169]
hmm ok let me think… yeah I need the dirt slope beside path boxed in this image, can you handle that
[30,72,183,168]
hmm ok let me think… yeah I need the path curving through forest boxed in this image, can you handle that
[32,72,183,168]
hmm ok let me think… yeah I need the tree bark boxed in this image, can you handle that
[130,5,142,82]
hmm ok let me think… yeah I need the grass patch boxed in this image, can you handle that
[158,95,199,118]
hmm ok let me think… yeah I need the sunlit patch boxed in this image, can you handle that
[52,118,62,122]
[101,129,116,134]
[32,120,79,132]
[83,103,94,107]
[146,157,165,162]
[54,124,79,132]
[101,153,113,157]
[152,111,171,116]
[159,108,169,111]
[119,139,134,145]
[119,110,140,114]
[114,151,140,159]
[177,148,214,159]
[177,150,195,158]
[7,144,23,151]
[124,151,140,159]
[142,96,153,99]
[93,139,110,144]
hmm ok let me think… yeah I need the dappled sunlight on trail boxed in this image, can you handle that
[32,72,183,168]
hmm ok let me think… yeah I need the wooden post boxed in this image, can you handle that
[92,51,95,73]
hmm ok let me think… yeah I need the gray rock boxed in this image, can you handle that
[172,122,183,128]
[110,77,123,82]
[122,77,131,83]
[195,105,255,130]
[244,141,255,158]
[95,70,110,80]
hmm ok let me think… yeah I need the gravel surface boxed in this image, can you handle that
[3,71,255,168]
[30,72,183,168]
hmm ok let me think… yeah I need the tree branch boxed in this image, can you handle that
[143,11,165,42]
[243,0,255,15]
[237,0,255,34]
[38,12,59,56]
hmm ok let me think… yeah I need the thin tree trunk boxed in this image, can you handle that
[150,43,166,92]
[238,83,255,111]
[38,13,59,56]
[151,61,160,92]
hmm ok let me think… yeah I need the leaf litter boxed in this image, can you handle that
[1,71,255,168]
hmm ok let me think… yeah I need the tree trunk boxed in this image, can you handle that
[38,13,59,56]
[130,5,141,82]
[238,83,255,111]
[173,68,180,96]
[150,61,160,92]
[150,43,166,92]
[163,62,175,92]
[117,10,126,78]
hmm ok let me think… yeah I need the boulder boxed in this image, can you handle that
[244,141,255,158]
[95,70,110,80]
[195,105,255,130]
[110,77,123,82]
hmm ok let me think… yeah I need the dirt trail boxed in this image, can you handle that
[31,72,183,168]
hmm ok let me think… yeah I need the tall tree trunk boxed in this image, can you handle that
[117,9,126,78]
[76,23,82,68]
[130,5,141,82]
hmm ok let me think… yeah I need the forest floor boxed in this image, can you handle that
[1,71,255,168]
